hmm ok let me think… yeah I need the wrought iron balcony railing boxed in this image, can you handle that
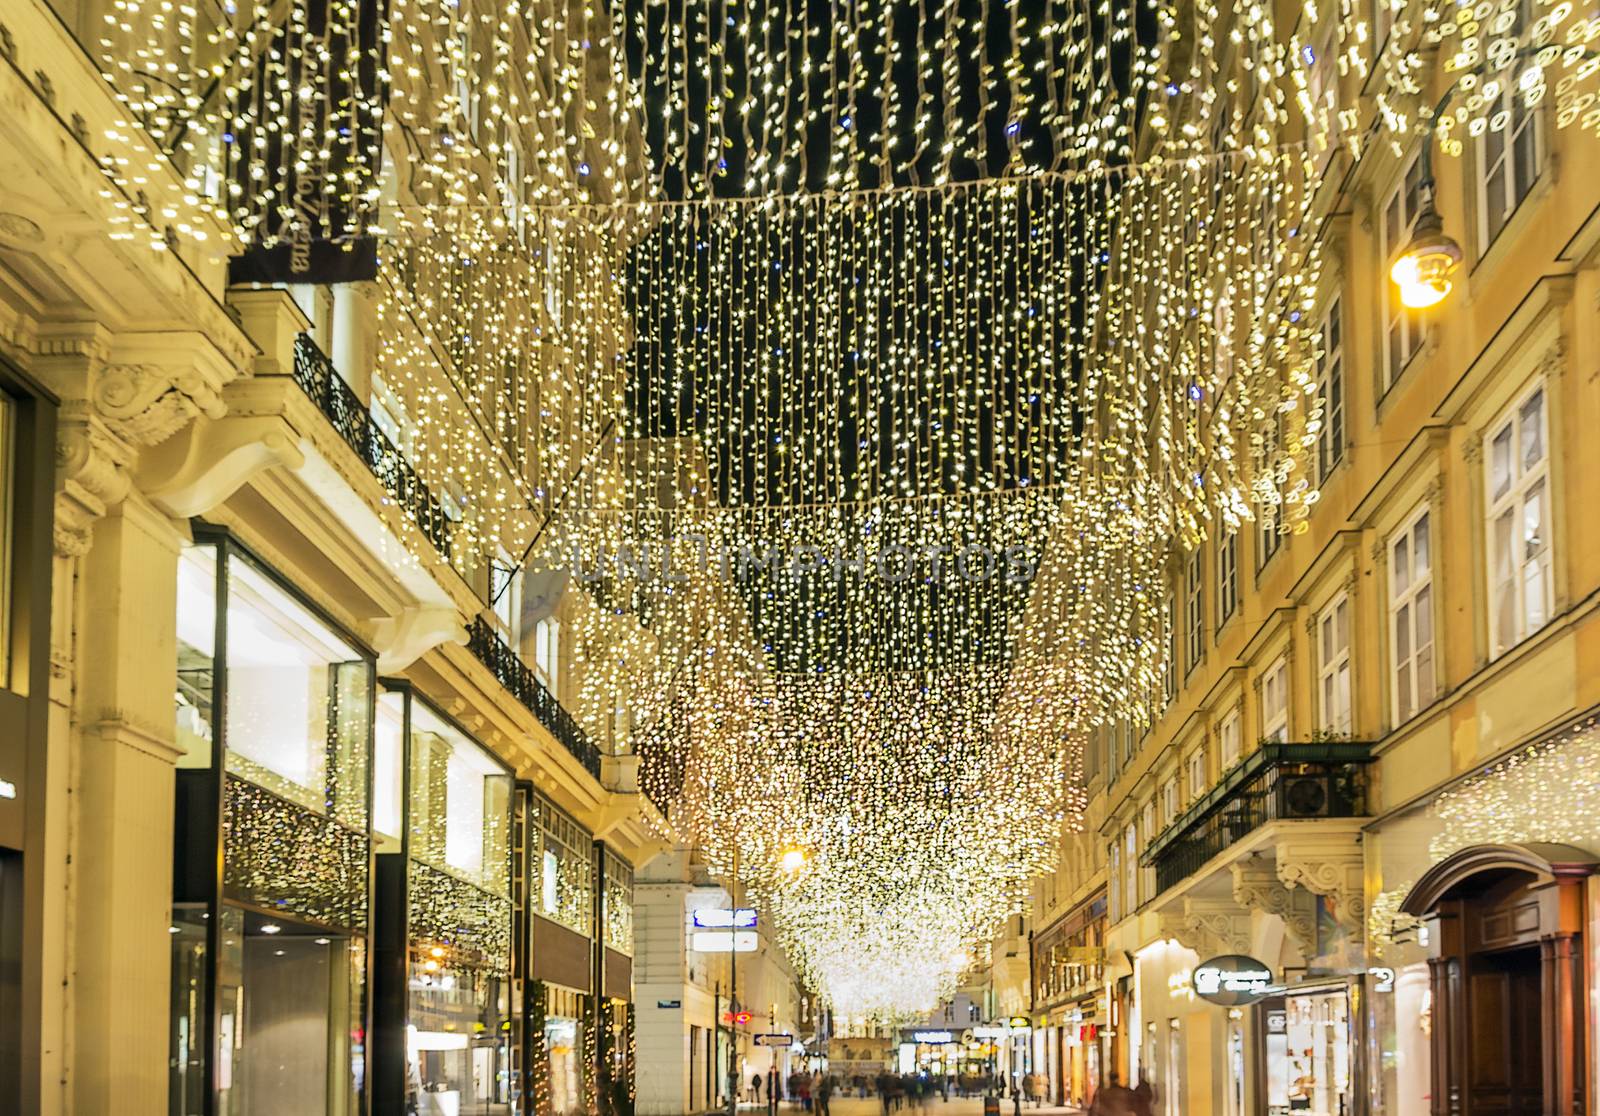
[466,617,603,781]
[292,333,454,560]
[1142,742,1374,895]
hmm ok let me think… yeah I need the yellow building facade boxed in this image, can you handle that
[1053,1,1600,1112]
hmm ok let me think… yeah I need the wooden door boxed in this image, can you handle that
[1464,946,1542,1116]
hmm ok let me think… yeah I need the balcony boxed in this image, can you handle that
[292,333,454,560]
[1143,742,1374,895]
[466,617,603,780]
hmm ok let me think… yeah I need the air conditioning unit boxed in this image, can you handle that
[1278,774,1331,817]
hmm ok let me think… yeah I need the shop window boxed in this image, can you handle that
[224,551,369,824]
[1381,154,1427,389]
[1389,505,1436,725]
[175,546,218,768]
[603,848,635,955]
[1486,380,1552,658]
[1261,656,1289,743]
[534,793,595,936]
[374,691,406,851]
[1267,990,1353,1116]
[1318,594,1352,735]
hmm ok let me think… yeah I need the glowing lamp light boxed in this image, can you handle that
[779,846,809,873]
[1390,203,1462,309]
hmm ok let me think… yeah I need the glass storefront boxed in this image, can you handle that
[1265,988,1352,1116]
[389,690,515,1115]
[170,537,374,1116]
[533,795,595,937]
[545,985,590,1116]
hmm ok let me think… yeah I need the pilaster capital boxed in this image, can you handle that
[54,409,134,557]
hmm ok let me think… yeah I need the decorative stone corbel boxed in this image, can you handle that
[138,413,305,518]
[367,605,468,675]
[1232,857,1316,960]
[603,752,642,796]
[93,363,221,446]
[1275,831,1365,934]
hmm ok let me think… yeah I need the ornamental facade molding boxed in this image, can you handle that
[1232,857,1315,960]
[1276,833,1365,933]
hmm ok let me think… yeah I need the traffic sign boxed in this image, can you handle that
[753,1034,792,1047]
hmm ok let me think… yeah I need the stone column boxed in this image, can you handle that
[69,492,188,1116]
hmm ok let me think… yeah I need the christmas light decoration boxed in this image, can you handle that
[92,0,1600,1020]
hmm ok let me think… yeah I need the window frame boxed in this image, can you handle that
[1476,84,1543,250]
[1316,296,1345,483]
[1185,554,1205,674]
[1388,503,1437,725]
[1317,592,1353,736]
[1261,655,1290,743]
[1217,530,1238,627]
[1380,153,1427,391]
[1219,706,1243,771]
[1485,378,1553,659]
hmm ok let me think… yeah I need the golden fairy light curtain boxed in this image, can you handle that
[92,0,1598,1017]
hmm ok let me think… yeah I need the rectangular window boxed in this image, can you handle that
[1187,748,1207,800]
[1219,707,1242,771]
[1487,381,1552,657]
[1390,506,1437,724]
[1123,826,1139,914]
[1109,842,1122,923]
[1318,593,1353,735]
[1304,22,1341,169]
[1163,594,1178,705]
[490,551,521,642]
[1316,297,1345,482]
[1186,555,1204,672]
[1218,531,1238,626]
[1140,803,1157,900]
[1261,656,1289,743]
[1258,419,1283,566]
[534,616,561,690]
[1161,778,1179,824]
[1381,155,1427,388]
[1479,87,1542,246]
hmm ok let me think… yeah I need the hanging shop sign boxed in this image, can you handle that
[1007,1016,1032,1031]
[910,1031,955,1044]
[1193,955,1275,1006]
[658,1000,682,1010]
[754,1034,794,1047]
[691,930,758,953]
[970,1026,1007,1039]
[1370,967,1396,993]
[693,907,758,929]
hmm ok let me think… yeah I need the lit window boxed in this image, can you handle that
[1217,531,1237,626]
[1219,707,1242,771]
[1261,656,1289,743]
[1381,154,1427,388]
[1316,297,1345,483]
[1389,505,1436,724]
[1486,382,1552,658]
[1318,593,1353,735]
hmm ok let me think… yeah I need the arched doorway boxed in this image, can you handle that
[1401,843,1597,1116]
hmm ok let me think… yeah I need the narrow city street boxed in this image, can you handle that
[3,0,1600,1108]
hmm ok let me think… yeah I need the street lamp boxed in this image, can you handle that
[1390,178,1462,309]
[779,845,809,873]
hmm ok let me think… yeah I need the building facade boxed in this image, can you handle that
[1051,0,1600,1110]
[0,0,668,1112]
